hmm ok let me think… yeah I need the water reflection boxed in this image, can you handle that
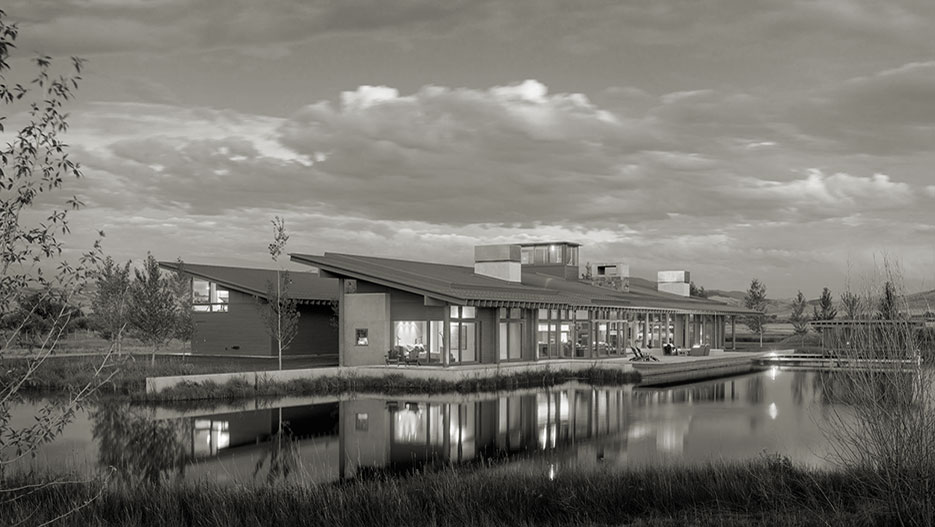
[91,403,189,485]
[20,369,855,484]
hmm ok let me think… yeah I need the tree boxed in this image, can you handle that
[689,281,709,299]
[258,217,298,370]
[790,290,809,335]
[743,278,768,347]
[1,7,115,489]
[840,290,863,320]
[877,281,901,321]
[812,287,837,321]
[3,290,83,350]
[91,256,132,354]
[128,253,179,366]
[167,258,193,342]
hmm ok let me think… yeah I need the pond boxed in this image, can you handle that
[8,368,854,484]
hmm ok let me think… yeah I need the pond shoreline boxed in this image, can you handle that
[0,354,640,401]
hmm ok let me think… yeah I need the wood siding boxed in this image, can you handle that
[192,290,271,356]
[192,290,337,357]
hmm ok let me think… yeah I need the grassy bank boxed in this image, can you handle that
[0,459,911,526]
[0,355,251,396]
[137,367,640,402]
[0,354,639,401]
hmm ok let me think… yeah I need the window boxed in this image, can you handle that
[521,247,534,265]
[355,328,369,346]
[355,413,369,431]
[449,306,477,363]
[192,279,229,313]
[393,321,441,364]
[498,308,523,362]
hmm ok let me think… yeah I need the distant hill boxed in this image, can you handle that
[701,288,935,320]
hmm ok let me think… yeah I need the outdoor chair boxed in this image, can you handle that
[629,346,659,362]
[403,348,423,366]
[385,348,402,366]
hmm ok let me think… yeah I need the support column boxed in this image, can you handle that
[731,316,736,350]
[665,313,671,346]
[642,312,649,348]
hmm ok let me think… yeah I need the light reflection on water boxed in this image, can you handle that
[8,369,854,484]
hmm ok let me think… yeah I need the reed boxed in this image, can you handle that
[0,458,895,526]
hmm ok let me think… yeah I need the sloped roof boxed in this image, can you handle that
[158,262,338,304]
[290,252,758,315]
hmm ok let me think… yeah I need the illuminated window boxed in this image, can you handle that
[355,328,369,346]
[192,279,229,313]
[355,413,369,431]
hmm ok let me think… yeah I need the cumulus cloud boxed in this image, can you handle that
[39,74,934,297]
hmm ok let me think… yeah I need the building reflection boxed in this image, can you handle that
[105,371,830,484]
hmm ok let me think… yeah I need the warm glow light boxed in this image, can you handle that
[548,463,556,481]
[768,402,778,420]
[769,366,779,380]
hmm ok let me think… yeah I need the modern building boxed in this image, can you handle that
[159,262,339,358]
[291,242,759,367]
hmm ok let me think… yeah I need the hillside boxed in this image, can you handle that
[704,288,935,320]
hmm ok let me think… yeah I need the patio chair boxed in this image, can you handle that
[629,346,659,362]
[403,347,423,366]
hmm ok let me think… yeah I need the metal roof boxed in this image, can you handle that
[158,262,338,304]
[290,252,759,315]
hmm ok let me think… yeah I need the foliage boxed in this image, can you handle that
[91,402,189,486]
[1,289,83,350]
[820,268,935,526]
[167,258,193,342]
[812,287,837,321]
[840,290,862,320]
[143,367,641,402]
[128,253,179,365]
[1,7,114,483]
[689,281,708,298]
[877,280,901,320]
[258,216,298,370]
[789,290,808,335]
[0,460,916,527]
[743,278,767,345]
[91,256,131,352]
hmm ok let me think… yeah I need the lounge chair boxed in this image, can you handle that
[629,346,659,362]
[688,344,711,356]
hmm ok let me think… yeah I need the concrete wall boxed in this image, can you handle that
[340,399,389,479]
[342,293,390,366]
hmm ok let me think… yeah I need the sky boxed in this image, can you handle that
[4,0,935,298]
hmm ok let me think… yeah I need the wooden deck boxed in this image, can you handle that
[754,352,922,370]
[631,349,772,387]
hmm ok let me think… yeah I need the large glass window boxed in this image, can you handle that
[192,279,229,312]
[575,321,589,357]
[498,308,523,362]
[393,321,443,364]
[449,307,477,364]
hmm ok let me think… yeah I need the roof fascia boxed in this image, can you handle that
[291,254,463,305]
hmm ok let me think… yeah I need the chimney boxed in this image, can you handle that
[474,244,522,282]
[589,262,630,292]
[657,270,690,296]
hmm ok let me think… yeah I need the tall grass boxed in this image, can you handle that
[0,355,239,396]
[141,367,640,402]
[819,261,935,527]
[0,459,900,526]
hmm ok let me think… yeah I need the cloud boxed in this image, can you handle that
[790,61,935,155]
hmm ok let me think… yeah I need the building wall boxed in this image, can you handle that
[192,290,272,356]
[342,293,390,366]
[478,307,497,364]
[288,304,338,356]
